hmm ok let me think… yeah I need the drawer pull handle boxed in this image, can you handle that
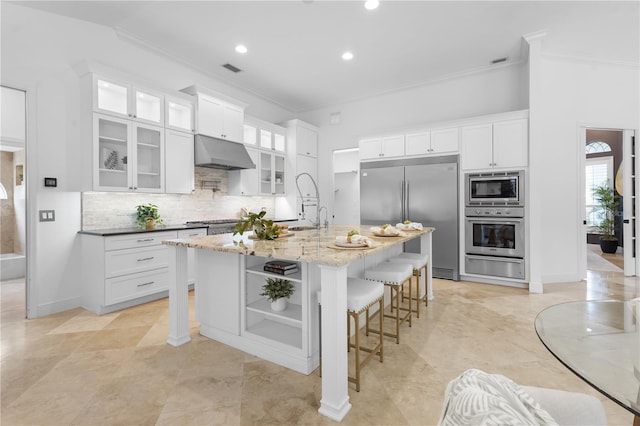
[136,238,154,243]
[137,281,154,287]
[137,257,154,262]
[188,233,200,237]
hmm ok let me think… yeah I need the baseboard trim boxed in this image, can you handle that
[36,296,82,318]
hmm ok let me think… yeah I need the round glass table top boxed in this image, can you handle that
[535,300,640,416]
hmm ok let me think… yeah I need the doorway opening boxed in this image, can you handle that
[1,85,28,316]
[583,128,628,274]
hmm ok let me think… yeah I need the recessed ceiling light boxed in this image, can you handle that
[235,44,248,54]
[364,0,379,10]
[342,51,354,61]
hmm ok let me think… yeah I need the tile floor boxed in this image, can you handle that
[1,252,638,425]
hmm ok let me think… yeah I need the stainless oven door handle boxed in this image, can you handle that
[466,218,523,224]
[466,255,523,263]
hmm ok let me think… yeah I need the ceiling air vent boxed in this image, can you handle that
[491,57,508,65]
[222,63,242,73]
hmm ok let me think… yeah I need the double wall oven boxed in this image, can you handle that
[464,170,526,280]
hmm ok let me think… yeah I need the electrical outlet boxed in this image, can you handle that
[39,210,55,222]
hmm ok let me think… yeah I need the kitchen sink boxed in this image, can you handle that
[287,225,317,231]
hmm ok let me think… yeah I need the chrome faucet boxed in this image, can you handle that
[295,172,326,229]
[318,206,329,229]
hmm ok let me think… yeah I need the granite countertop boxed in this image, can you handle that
[163,224,435,267]
[78,224,209,237]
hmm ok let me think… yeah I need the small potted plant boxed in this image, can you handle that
[593,183,620,254]
[260,277,294,311]
[233,210,281,240]
[135,203,164,229]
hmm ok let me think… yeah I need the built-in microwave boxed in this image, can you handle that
[465,170,524,206]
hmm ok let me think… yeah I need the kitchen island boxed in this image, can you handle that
[163,224,434,422]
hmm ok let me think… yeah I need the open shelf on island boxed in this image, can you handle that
[246,264,302,282]
[247,298,302,325]
[245,318,302,349]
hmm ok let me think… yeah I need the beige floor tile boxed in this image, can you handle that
[1,257,637,426]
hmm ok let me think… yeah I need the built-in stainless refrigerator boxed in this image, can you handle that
[360,155,459,280]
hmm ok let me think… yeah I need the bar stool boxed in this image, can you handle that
[346,277,384,392]
[387,253,430,317]
[364,263,413,344]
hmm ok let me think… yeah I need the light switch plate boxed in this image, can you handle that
[39,210,55,222]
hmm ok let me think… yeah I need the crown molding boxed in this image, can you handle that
[541,51,639,69]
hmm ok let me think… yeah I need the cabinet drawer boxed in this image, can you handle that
[105,268,169,305]
[105,245,169,278]
[105,231,177,251]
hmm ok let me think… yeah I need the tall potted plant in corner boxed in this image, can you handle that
[593,183,620,254]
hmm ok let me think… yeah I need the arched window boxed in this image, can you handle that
[585,141,612,154]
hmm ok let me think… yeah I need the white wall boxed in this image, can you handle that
[1,3,293,317]
[531,55,639,284]
[298,63,528,223]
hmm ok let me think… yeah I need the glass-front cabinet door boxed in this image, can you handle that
[95,78,129,118]
[93,114,164,192]
[260,152,273,194]
[274,154,285,195]
[95,114,131,191]
[134,124,164,192]
[93,76,164,126]
[259,152,285,195]
[133,88,164,126]
[166,96,194,132]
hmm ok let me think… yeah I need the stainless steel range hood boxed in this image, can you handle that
[194,134,256,170]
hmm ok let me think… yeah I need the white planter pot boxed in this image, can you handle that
[271,298,287,312]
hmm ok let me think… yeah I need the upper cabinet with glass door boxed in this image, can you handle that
[93,113,164,192]
[93,76,165,127]
[165,95,194,133]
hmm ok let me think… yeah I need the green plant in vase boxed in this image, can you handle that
[233,210,281,240]
[260,277,294,312]
[135,203,164,229]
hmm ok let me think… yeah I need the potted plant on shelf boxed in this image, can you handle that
[260,277,294,312]
[593,183,620,254]
[233,210,281,240]
[135,203,164,229]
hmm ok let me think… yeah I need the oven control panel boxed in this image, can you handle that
[465,207,524,218]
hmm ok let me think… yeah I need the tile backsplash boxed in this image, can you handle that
[81,167,280,230]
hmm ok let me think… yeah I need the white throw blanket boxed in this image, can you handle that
[396,222,423,230]
[335,235,376,247]
[438,369,558,426]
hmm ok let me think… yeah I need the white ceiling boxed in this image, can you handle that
[18,1,640,113]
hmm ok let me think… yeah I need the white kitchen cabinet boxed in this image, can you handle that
[260,152,286,195]
[228,146,260,196]
[196,94,244,143]
[165,95,194,133]
[461,118,527,170]
[492,119,528,169]
[81,230,177,315]
[283,119,318,158]
[93,76,164,127]
[359,134,405,160]
[431,127,460,154]
[93,114,164,192]
[165,129,194,194]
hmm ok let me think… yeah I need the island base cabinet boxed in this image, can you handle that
[194,250,242,335]
[192,251,320,375]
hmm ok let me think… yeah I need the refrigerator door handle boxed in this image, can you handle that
[400,180,405,221]
[405,180,410,221]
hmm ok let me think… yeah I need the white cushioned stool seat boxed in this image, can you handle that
[388,253,428,269]
[364,263,413,344]
[390,252,430,313]
[365,263,413,284]
[347,277,384,312]
[345,277,384,392]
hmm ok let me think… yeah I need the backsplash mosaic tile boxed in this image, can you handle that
[81,167,277,230]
